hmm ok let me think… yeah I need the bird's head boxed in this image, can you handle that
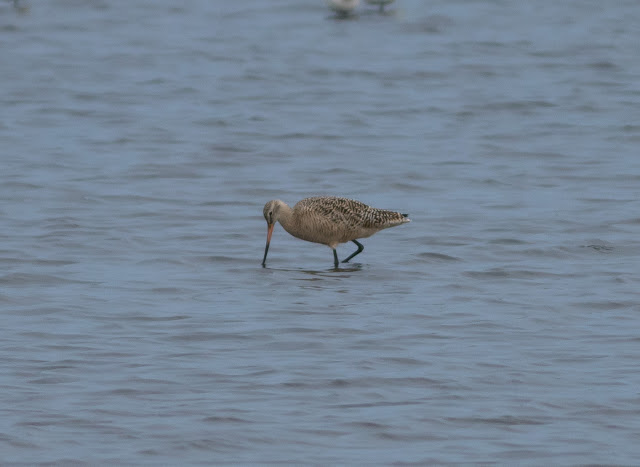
[261,200,285,266]
[263,199,282,226]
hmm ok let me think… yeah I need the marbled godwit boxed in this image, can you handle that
[262,196,410,268]
[327,0,360,16]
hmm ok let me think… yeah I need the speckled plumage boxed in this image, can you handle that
[261,196,410,267]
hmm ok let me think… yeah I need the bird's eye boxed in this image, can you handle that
[269,211,273,216]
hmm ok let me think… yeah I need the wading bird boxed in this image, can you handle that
[262,196,410,268]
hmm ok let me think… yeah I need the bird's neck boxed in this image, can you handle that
[277,203,295,232]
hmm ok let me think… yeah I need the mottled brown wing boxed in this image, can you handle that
[301,197,405,229]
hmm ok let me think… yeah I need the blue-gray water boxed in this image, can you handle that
[2,0,640,464]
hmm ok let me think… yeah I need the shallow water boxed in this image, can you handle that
[2,0,640,464]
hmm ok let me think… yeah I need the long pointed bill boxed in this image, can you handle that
[262,223,274,266]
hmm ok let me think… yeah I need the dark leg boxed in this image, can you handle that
[333,249,339,268]
[342,240,364,263]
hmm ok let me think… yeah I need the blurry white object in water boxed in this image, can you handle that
[365,0,395,12]
[327,0,360,15]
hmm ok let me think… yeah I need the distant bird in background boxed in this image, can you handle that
[11,0,29,13]
[262,196,410,268]
[327,0,360,17]
[365,0,395,13]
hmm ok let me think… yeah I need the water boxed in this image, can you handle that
[1,0,640,464]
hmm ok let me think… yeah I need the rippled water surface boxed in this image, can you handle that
[2,0,640,464]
